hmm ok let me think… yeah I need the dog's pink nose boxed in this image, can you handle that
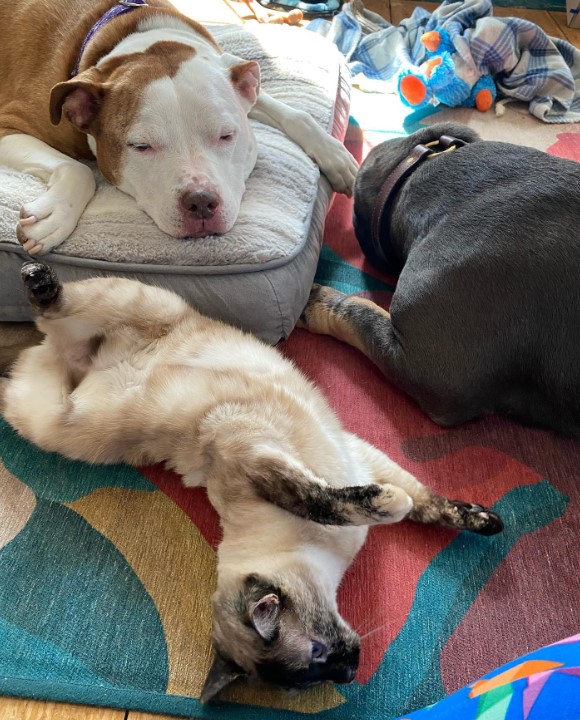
[180,190,220,220]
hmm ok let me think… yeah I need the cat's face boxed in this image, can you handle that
[201,572,360,702]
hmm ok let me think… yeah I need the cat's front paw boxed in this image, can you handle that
[371,484,413,524]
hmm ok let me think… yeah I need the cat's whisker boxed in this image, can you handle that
[358,620,396,642]
[353,614,381,635]
[353,618,372,633]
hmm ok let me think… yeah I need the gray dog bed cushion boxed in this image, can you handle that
[0,23,351,344]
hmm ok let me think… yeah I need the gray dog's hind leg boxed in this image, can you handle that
[299,284,427,408]
[299,285,479,427]
[299,284,393,358]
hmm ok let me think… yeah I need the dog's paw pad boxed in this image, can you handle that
[21,262,61,306]
[451,500,504,536]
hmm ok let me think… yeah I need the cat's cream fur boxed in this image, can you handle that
[1,263,503,700]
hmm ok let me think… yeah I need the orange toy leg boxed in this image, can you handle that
[399,74,428,106]
[475,88,493,112]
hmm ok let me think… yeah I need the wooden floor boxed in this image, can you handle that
[230,0,580,43]
[1,0,578,718]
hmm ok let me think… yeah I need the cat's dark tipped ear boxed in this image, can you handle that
[250,592,280,641]
[242,574,282,642]
[200,652,246,704]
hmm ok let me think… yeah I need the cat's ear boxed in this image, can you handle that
[200,652,246,704]
[250,592,280,641]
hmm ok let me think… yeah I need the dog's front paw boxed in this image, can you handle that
[17,163,95,255]
[21,262,61,308]
[313,137,359,196]
[18,198,79,255]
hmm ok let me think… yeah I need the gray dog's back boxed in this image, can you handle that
[349,123,580,434]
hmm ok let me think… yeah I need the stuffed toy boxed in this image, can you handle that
[398,27,496,112]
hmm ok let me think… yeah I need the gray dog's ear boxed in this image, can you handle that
[200,652,246,704]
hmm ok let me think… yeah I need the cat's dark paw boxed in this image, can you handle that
[451,500,504,536]
[21,262,61,308]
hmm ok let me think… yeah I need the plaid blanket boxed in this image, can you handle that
[309,0,580,122]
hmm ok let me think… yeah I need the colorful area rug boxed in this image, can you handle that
[1,95,580,719]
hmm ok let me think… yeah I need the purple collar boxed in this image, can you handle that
[72,0,148,77]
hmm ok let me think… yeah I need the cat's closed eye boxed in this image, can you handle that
[311,641,327,662]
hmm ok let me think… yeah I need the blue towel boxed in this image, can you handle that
[309,0,580,122]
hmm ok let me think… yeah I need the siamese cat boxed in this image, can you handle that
[1,263,503,702]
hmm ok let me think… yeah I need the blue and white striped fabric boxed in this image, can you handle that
[309,0,580,122]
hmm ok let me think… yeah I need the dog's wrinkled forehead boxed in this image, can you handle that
[135,56,245,141]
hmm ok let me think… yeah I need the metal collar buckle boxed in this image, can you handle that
[424,137,465,159]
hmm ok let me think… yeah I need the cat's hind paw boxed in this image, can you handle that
[449,501,504,536]
[21,262,61,309]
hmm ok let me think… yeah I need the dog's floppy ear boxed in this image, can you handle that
[200,652,246,704]
[50,69,106,131]
[228,59,261,112]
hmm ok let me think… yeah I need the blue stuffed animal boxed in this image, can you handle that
[398,28,496,112]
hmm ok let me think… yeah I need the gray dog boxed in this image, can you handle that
[301,122,580,435]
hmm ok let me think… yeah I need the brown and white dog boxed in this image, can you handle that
[0,0,358,255]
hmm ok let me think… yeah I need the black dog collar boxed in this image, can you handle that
[369,135,467,269]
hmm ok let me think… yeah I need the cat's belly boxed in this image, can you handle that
[305,527,368,578]
[219,521,368,590]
